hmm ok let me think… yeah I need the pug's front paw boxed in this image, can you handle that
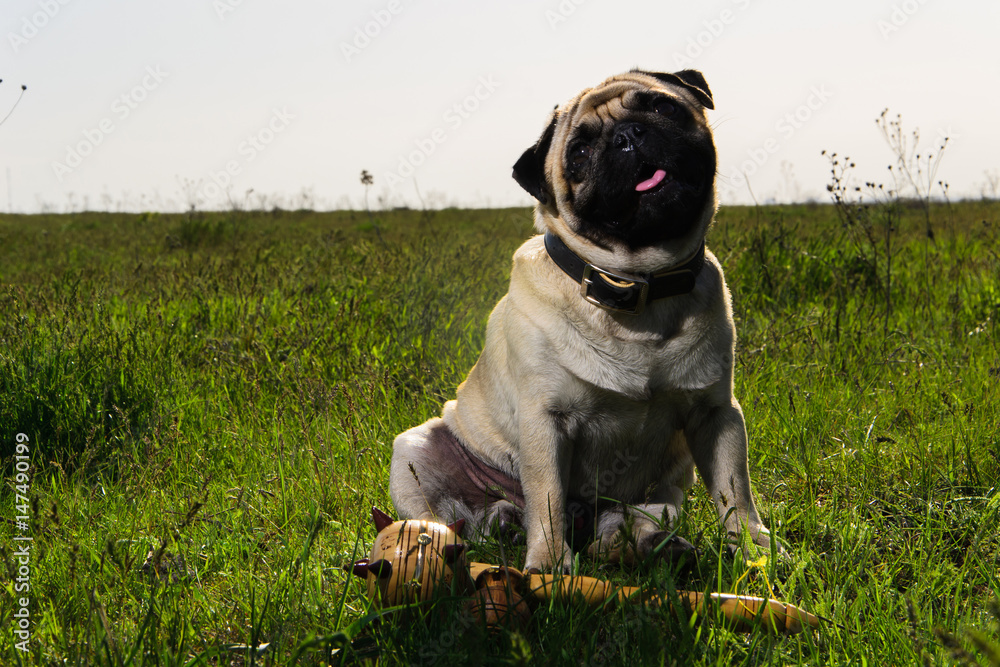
[524,540,573,574]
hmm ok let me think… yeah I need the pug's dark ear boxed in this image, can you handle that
[634,69,714,110]
[513,109,558,205]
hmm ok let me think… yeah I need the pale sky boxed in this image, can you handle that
[1,0,998,213]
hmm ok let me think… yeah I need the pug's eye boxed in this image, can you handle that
[569,143,592,168]
[651,97,677,117]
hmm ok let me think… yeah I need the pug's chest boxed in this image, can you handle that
[558,383,678,437]
[555,386,693,498]
[548,329,722,484]
[564,324,725,400]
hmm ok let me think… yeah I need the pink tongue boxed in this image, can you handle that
[635,169,668,192]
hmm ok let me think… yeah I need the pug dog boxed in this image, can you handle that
[390,69,776,573]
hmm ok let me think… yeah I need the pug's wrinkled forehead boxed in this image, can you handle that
[563,71,713,127]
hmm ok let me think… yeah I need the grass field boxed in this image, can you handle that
[1,199,998,665]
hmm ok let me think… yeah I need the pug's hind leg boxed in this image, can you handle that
[389,418,479,526]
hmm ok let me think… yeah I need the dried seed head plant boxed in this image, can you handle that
[876,108,950,240]
[0,79,28,127]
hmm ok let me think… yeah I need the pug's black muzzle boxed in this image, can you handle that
[574,118,715,250]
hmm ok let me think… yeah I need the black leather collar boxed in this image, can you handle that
[543,232,705,315]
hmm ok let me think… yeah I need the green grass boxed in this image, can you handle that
[0,201,998,665]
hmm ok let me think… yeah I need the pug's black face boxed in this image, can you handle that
[562,90,717,251]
